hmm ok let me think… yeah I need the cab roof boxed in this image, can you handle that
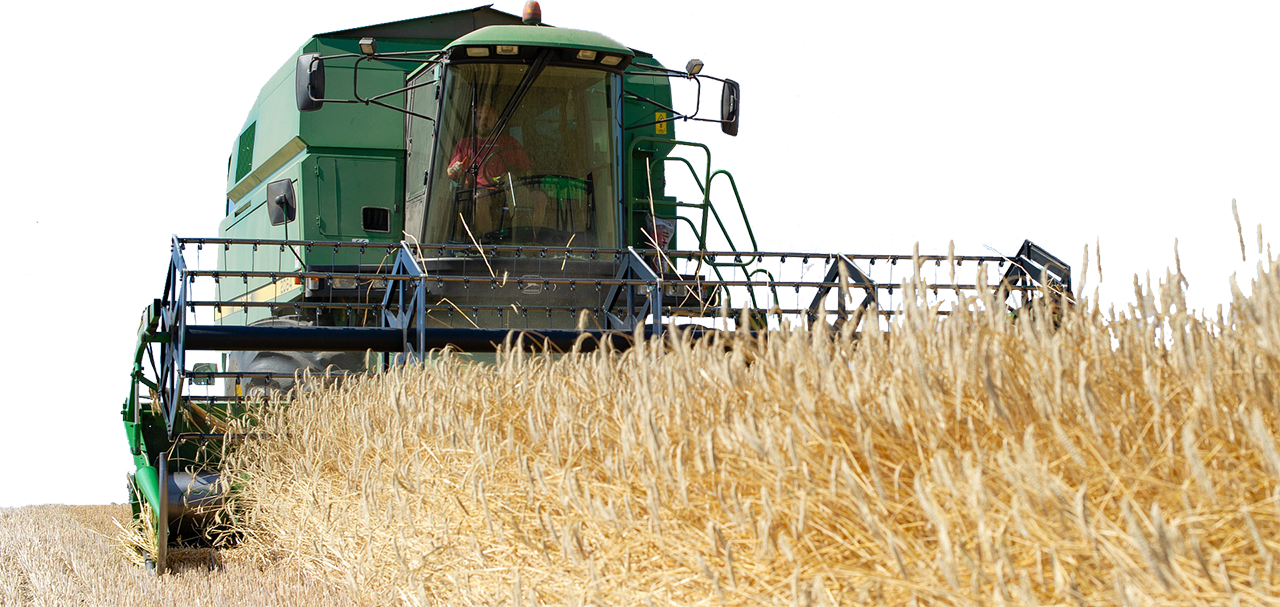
[318,5,521,40]
[447,24,633,57]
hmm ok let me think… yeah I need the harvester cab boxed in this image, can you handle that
[123,3,1073,573]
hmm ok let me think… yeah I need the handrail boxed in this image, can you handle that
[180,237,1022,264]
[624,137,716,248]
[175,237,398,248]
[626,136,766,309]
[707,170,758,253]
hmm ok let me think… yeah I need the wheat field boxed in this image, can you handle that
[199,251,1280,606]
[0,504,355,606]
[14,253,1277,605]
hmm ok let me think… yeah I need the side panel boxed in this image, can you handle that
[621,57,678,247]
[622,58,676,194]
[251,74,303,187]
[297,65,407,151]
[305,155,403,240]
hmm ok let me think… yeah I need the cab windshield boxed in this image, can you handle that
[422,62,618,249]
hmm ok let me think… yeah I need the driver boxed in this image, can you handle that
[445,103,530,189]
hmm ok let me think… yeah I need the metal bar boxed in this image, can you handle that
[166,235,188,438]
[175,237,1016,263]
[183,270,410,281]
[195,272,1043,291]
[186,300,386,310]
[414,255,426,361]
[173,433,258,442]
[181,370,353,380]
[418,304,599,312]
[177,237,399,249]
[181,396,246,403]
[182,325,687,353]
[624,115,686,131]
[184,326,405,352]
[707,169,758,253]
[622,90,681,117]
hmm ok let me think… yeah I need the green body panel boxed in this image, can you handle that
[621,55,678,247]
[296,39,427,151]
[306,153,402,238]
[222,36,431,274]
[447,25,634,56]
[131,463,160,524]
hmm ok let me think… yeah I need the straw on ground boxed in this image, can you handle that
[0,504,354,606]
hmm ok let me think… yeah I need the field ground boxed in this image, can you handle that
[0,504,352,606]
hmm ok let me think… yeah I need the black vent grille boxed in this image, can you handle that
[362,207,390,232]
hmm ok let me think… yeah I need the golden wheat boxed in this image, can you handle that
[0,504,354,606]
[218,254,1280,606]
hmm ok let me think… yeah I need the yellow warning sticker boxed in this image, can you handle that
[655,112,667,135]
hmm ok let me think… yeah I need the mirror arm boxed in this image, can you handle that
[315,51,362,61]
[352,56,368,104]
[366,97,435,121]
[624,63,690,78]
[345,56,441,121]
[361,49,444,60]
[623,114,684,131]
[277,194,305,268]
[367,77,438,111]
[622,68,733,85]
[623,91,679,115]
[625,115,730,130]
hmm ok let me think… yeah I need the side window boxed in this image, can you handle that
[235,123,256,183]
[404,66,439,241]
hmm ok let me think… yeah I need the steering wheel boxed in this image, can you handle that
[513,174,588,190]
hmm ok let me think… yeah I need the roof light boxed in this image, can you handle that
[577,49,598,61]
[496,45,519,55]
[466,47,491,58]
[359,37,377,56]
[523,1,542,25]
[685,59,704,76]
[600,55,622,66]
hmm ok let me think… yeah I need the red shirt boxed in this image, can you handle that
[449,134,531,189]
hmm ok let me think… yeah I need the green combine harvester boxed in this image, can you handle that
[123,3,1072,572]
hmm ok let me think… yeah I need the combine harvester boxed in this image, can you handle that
[122,3,1072,572]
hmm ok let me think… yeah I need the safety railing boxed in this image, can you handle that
[127,236,1071,441]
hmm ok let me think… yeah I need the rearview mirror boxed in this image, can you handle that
[266,179,296,226]
[296,53,326,112]
[720,79,740,136]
